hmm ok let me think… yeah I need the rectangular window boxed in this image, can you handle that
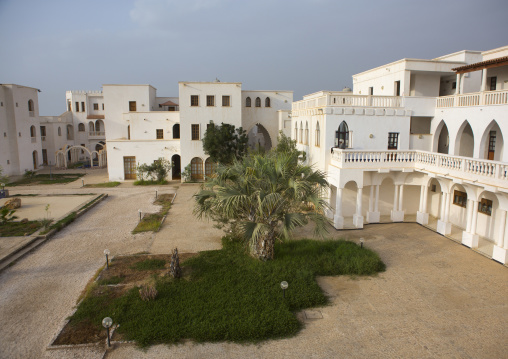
[191,124,200,140]
[93,103,99,110]
[222,95,230,107]
[191,95,199,107]
[453,190,467,208]
[206,95,215,107]
[478,198,493,216]
[369,87,374,95]
[102,103,104,110]
[129,101,136,112]
[40,126,46,137]
[81,102,85,112]
[156,129,164,139]
[394,81,401,96]
[490,77,497,91]
[42,149,48,165]
[75,102,79,112]
[388,132,399,150]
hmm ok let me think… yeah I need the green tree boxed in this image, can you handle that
[274,131,306,162]
[193,151,329,261]
[136,158,172,183]
[202,121,248,165]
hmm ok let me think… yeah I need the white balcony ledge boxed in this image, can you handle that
[436,90,508,108]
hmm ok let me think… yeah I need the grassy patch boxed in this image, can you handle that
[133,180,168,186]
[83,182,121,188]
[97,276,125,285]
[40,211,77,234]
[0,220,44,236]
[8,173,85,186]
[130,258,166,271]
[132,194,173,234]
[66,238,385,347]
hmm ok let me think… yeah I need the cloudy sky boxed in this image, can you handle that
[1,0,507,115]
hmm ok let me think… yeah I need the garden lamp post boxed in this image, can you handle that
[104,249,110,269]
[138,209,142,222]
[360,238,364,248]
[155,188,158,199]
[82,179,84,187]
[102,317,113,347]
[281,281,288,298]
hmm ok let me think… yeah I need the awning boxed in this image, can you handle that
[87,115,105,119]
[452,56,508,74]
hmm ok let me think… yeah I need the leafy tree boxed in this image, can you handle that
[274,131,306,162]
[137,158,172,183]
[202,122,248,165]
[194,150,329,261]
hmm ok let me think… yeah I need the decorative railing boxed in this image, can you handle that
[292,94,402,111]
[89,131,105,137]
[436,89,508,108]
[331,149,508,186]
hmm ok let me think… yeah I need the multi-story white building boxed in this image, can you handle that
[0,84,43,176]
[292,45,508,264]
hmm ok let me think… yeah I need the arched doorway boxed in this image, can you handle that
[190,157,203,180]
[172,124,180,139]
[434,121,449,154]
[172,154,181,180]
[247,124,272,151]
[479,120,504,161]
[32,150,38,169]
[336,121,349,148]
[455,121,474,157]
[205,158,217,178]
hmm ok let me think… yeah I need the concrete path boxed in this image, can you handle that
[106,223,508,359]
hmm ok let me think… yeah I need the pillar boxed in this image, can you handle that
[333,188,344,229]
[481,68,488,92]
[417,185,430,225]
[368,185,380,223]
[465,199,473,233]
[393,185,399,212]
[375,185,380,212]
[398,185,404,211]
[456,73,461,95]
[492,209,508,264]
[369,186,374,212]
[497,210,506,247]
[353,187,364,228]
[437,192,452,235]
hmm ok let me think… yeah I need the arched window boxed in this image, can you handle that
[315,121,320,147]
[58,127,62,136]
[191,157,204,180]
[28,99,34,112]
[173,124,180,139]
[78,123,85,131]
[30,125,36,138]
[265,97,271,107]
[336,121,349,148]
[299,122,303,144]
[89,122,95,132]
[95,121,101,132]
[246,97,251,107]
[294,123,298,141]
[205,158,217,178]
[255,97,261,107]
[305,122,309,145]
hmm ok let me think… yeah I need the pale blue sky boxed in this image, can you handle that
[1,0,507,115]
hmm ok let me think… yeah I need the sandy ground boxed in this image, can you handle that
[0,169,507,358]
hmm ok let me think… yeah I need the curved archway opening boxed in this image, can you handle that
[205,158,217,179]
[434,121,449,154]
[455,121,474,157]
[479,120,504,161]
[172,154,181,180]
[336,121,349,148]
[32,150,38,169]
[248,124,272,151]
[190,157,203,180]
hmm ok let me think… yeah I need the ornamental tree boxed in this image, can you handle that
[202,122,248,165]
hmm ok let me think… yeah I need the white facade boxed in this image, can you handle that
[292,45,508,264]
[0,84,43,176]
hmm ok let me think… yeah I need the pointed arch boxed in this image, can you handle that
[315,121,320,147]
[299,121,303,144]
[246,97,251,107]
[479,120,504,161]
[454,120,474,157]
[30,125,36,138]
[28,99,34,113]
[305,121,309,145]
[433,120,449,154]
[247,124,272,151]
[255,97,261,107]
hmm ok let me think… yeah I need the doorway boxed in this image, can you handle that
[171,154,181,180]
[123,156,136,180]
[488,131,496,160]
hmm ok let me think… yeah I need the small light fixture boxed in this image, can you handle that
[155,189,158,199]
[369,134,374,138]
[280,281,288,298]
[82,179,84,187]
[104,249,110,269]
[360,238,364,248]
[138,209,142,222]
[102,317,113,347]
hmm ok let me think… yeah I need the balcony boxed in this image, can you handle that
[436,89,508,108]
[293,94,402,111]
[331,149,508,188]
[89,131,105,139]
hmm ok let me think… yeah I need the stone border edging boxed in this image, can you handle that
[155,192,177,232]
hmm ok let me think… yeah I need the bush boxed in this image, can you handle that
[139,284,158,301]
[137,159,172,183]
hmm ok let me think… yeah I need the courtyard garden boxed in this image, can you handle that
[7,173,85,186]
[132,193,174,233]
[55,237,385,347]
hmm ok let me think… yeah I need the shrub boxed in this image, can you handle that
[139,284,158,301]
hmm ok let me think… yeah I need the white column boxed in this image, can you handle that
[481,68,488,92]
[356,188,363,216]
[335,188,343,217]
[398,185,404,211]
[393,185,399,211]
[456,73,461,95]
[497,210,506,247]
[374,185,380,212]
[471,200,479,234]
[422,185,429,212]
[465,199,473,233]
[443,192,451,223]
[369,186,374,212]
[418,186,425,212]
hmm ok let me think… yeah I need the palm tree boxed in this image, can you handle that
[194,151,329,260]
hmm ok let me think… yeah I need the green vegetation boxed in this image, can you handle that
[8,173,85,186]
[0,207,18,224]
[40,211,77,234]
[69,238,385,347]
[136,158,172,184]
[97,276,125,285]
[133,180,168,186]
[194,146,329,260]
[202,121,248,165]
[132,194,173,233]
[0,220,44,236]
[130,258,166,271]
[83,182,121,188]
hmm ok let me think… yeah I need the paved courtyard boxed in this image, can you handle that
[0,171,506,358]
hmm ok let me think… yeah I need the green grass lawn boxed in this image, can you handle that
[132,194,173,233]
[0,220,45,236]
[83,182,121,188]
[133,180,169,186]
[69,238,385,347]
[8,173,85,186]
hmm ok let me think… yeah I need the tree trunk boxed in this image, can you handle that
[252,234,275,261]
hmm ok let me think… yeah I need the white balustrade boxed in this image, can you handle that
[437,90,508,108]
[293,94,402,111]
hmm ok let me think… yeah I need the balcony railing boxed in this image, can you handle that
[331,149,508,188]
[436,89,508,108]
[89,131,105,137]
[292,94,402,111]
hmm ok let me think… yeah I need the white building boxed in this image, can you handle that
[292,45,508,264]
[0,84,43,176]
